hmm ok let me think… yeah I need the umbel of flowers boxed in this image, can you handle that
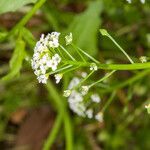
[31,32,61,84]
[64,76,102,121]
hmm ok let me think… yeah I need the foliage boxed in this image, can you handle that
[0,0,38,14]
[0,0,150,150]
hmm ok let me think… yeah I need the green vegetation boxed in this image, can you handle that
[0,0,149,149]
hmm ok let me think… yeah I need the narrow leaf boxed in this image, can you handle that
[0,0,38,14]
[2,39,26,81]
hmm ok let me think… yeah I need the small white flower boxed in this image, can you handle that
[33,53,40,60]
[90,63,98,71]
[46,59,58,71]
[64,90,71,97]
[51,63,58,71]
[68,77,80,89]
[50,32,60,39]
[46,59,52,67]
[54,74,63,84]
[91,94,101,103]
[49,40,59,48]
[37,74,48,84]
[52,54,61,64]
[80,86,89,96]
[40,65,46,74]
[31,60,39,70]
[139,56,147,63]
[69,102,86,117]
[86,109,93,119]
[68,90,83,103]
[67,89,86,117]
[95,112,103,122]
[47,32,60,48]
[65,33,73,45]
[81,72,87,78]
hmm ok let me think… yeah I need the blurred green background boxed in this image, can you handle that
[0,0,150,149]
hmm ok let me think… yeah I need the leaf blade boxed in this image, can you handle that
[0,0,38,14]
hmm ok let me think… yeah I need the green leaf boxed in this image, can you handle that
[0,0,38,14]
[2,39,26,81]
[68,1,103,56]
[0,32,7,40]
[22,27,36,48]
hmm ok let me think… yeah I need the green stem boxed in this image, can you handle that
[76,70,95,89]
[62,65,81,74]
[76,46,100,64]
[101,91,116,112]
[48,65,73,75]
[64,111,73,150]
[71,44,86,62]
[89,70,116,88]
[99,29,134,64]
[43,113,63,150]
[60,45,76,61]
[64,60,150,70]
[97,63,150,70]
[108,34,134,64]
[101,69,150,93]
[10,0,46,36]
[45,81,73,150]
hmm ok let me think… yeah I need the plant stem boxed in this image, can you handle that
[99,29,134,64]
[64,60,150,70]
[76,46,100,64]
[89,70,116,88]
[45,81,73,150]
[62,65,81,74]
[100,69,150,93]
[43,113,63,150]
[48,65,73,75]
[108,34,134,64]
[10,0,46,36]
[76,70,95,89]
[101,91,116,112]
[60,45,76,61]
[71,44,86,62]
[63,111,73,150]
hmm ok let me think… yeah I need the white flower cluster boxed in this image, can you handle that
[31,32,61,84]
[54,74,63,84]
[126,0,145,3]
[91,94,101,103]
[64,77,102,121]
